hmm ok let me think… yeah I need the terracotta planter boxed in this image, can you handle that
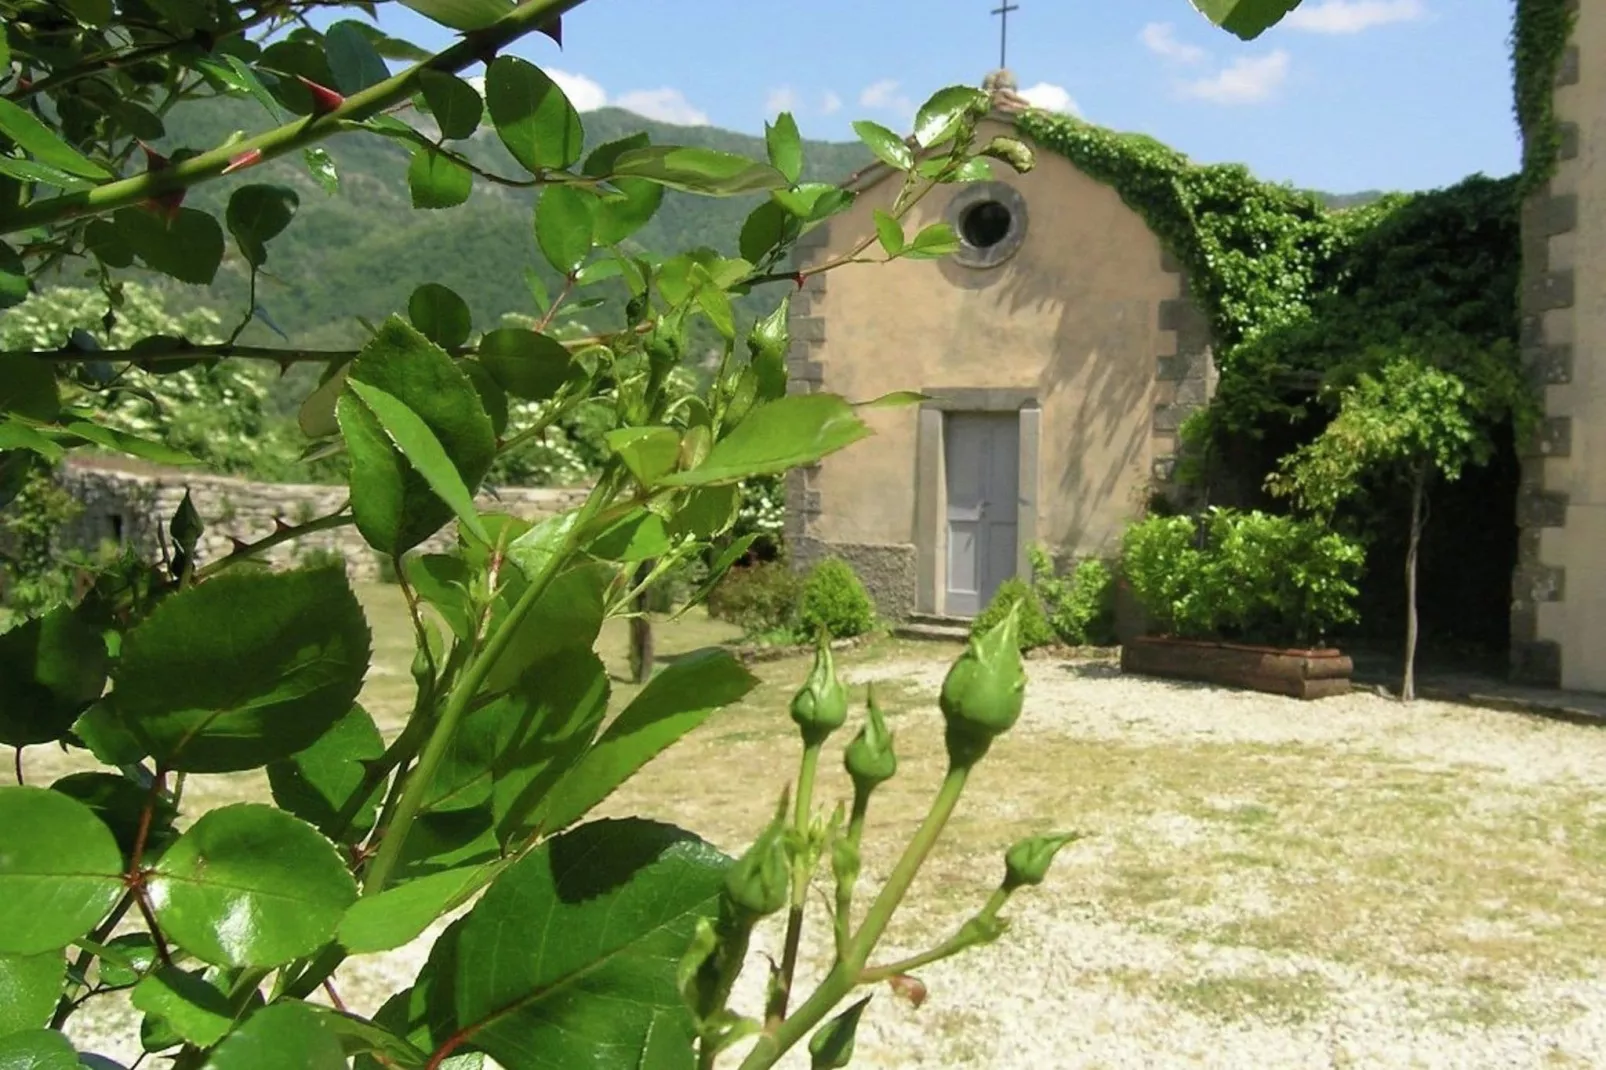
[1120,635,1352,700]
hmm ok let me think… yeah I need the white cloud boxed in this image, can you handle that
[1017,82,1080,115]
[546,68,607,112]
[859,78,913,116]
[765,86,800,115]
[1284,0,1425,34]
[614,87,710,126]
[1140,22,1207,63]
[1178,50,1290,104]
[820,91,842,115]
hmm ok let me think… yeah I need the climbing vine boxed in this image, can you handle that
[1014,111,1525,442]
[1513,0,1578,191]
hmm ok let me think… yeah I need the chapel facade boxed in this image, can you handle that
[783,73,1215,623]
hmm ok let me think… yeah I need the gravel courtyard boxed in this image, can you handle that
[41,600,1606,1069]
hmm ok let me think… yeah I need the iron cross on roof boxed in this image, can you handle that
[991,1,1020,70]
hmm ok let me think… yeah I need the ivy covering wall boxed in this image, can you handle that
[1513,0,1578,191]
[1010,0,1572,655]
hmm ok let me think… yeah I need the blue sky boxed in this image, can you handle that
[365,0,1521,195]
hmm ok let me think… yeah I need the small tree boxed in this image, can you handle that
[1267,343,1534,699]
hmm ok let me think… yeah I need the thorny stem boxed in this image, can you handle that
[767,742,822,1025]
[5,323,648,367]
[362,472,616,898]
[192,509,352,580]
[738,764,972,1070]
[51,896,134,1029]
[1,0,592,237]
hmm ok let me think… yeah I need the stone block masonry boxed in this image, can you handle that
[55,457,589,584]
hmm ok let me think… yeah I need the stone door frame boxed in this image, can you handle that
[914,389,1041,617]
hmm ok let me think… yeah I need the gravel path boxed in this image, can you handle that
[63,654,1606,1069]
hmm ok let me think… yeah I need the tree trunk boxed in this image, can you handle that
[628,560,654,685]
[1401,466,1428,702]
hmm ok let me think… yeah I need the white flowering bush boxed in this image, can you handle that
[0,285,314,479]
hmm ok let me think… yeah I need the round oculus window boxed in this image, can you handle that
[959,200,1013,249]
[944,182,1028,269]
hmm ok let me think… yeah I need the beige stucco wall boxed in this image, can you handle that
[802,117,1181,581]
[1529,1,1606,691]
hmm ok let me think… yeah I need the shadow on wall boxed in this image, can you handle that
[936,239,1164,555]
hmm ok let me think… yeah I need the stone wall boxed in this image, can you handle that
[56,458,589,583]
[1511,0,1606,692]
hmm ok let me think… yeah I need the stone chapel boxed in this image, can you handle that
[784,72,1215,624]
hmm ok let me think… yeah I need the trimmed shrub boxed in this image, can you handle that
[970,576,1056,652]
[1121,507,1364,646]
[1029,547,1116,646]
[707,560,804,636]
[798,557,877,639]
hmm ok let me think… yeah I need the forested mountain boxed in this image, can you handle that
[32,94,1385,352]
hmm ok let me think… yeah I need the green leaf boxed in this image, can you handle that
[402,554,475,640]
[71,702,146,767]
[338,317,496,555]
[147,804,358,968]
[663,394,871,487]
[0,156,95,190]
[852,120,912,171]
[338,863,500,954]
[398,0,512,31]
[266,704,385,842]
[476,327,572,402]
[586,133,664,244]
[0,1030,78,1069]
[609,146,788,196]
[0,98,110,179]
[481,563,609,695]
[606,426,682,488]
[452,818,729,1068]
[0,952,61,1038]
[854,390,931,409]
[131,966,236,1047]
[487,652,610,841]
[59,420,196,466]
[738,200,789,264]
[0,243,27,309]
[201,1000,347,1070]
[873,209,905,256]
[96,932,158,989]
[666,486,740,540]
[0,358,58,421]
[50,772,177,863]
[407,149,471,209]
[324,20,391,95]
[460,359,509,437]
[222,56,283,120]
[504,511,575,583]
[418,70,483,140]
[394,806,501,880]
[1189,0,1303,39]
[0,787,123,956]
[114,207,225,286]
[407,283,471,349]
[902,221,961,260]
[534,185,595,276]
[0,420,62,461]
[587,509,672,563]
[913,85,990,148]
[770,183,854,223]
[113,565,371,773]
[346,379,490,546]
[226,184,298,268]
[304,148,339,193]
[541,651,757,833]
[0,603,107,747]
[766,112,803,185]
[302,1004,430,1069]
[485,56,583,173]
